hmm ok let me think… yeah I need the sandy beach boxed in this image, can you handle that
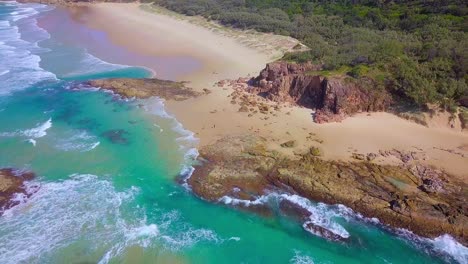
[2,0,468,260]
[68,3,468,180]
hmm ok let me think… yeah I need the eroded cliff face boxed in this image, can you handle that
[250,62,393,123]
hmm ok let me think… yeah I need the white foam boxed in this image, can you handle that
[221,191,468,262]
[10,7,38,22]
[54,130,100,152]
[393,227,468,263]
[280,194,350,239]
[432,235,468,264]
[0,2,57,95]
[61,52,128,78]
[0,174,131,262]
[27,138,36,146]
[0,174,176,263]
[21,118,52,138]
[0,172,222,262]
[160,228,220,250]
[0,118,52,139]
[139,97,200,186]
[435,236,468,263]
[219,193,350,239]
[290,250,315,264]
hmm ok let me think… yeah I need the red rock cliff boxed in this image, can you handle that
[250,62,393,123]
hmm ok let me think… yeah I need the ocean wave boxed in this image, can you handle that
[0,172,222,263]
[432,235,468,264]
[0,174,140,263]
[394,229,468,264]
[9,6,38,22]
[139,97,200,185]
[27,138,37,146]
[54,130,100,152]
[219,191,468,264]
[60,52,128,78]
[0,118,52,140]
[0,1,57,95]
[22,118,52,138]
[219,193,350,240]
[97,210,220,263]
[290,250,316,264]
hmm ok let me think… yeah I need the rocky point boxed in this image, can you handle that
[0,168,37,215]
[188,135,468,245]
[247,61,393,123]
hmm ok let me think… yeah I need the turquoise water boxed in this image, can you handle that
[0,2,467,263]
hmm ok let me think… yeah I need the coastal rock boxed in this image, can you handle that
[351,153,366,160]
[459,96,468,107]
[366,153,377,161]
[189,135,468,245]
[0,168,37,215]
[249,62,392,123]
[279,199,347,241]
[101,129,130,145]
[85,78,201,100]
[280,140,296,148]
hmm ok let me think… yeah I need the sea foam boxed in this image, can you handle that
[0,118,52,140]
[60,52,127,79]
[0,2,56,95]
[139,97,200,187]
[432,235,468,264]
[54,130,100,152]
[0,172,223,263]
[219,193,350,240]
[290,250,315,264]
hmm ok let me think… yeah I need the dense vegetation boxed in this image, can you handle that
[153,0,467,109]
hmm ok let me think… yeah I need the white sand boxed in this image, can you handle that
[75,3,468,179]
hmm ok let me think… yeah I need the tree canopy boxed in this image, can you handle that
[154,0,468,108]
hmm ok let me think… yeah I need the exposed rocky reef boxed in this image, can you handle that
[246,62,392,123]
[85,78,202,100]
[188,135,468,245]
[0,168,37,215]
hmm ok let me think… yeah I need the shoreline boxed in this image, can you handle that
[64,2,468,179]
[51,2,468,246]
[3,1,467,262]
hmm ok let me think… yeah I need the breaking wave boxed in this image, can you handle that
[394,229,468,264]
[290,250,316,264]
[0,174,220,263]
[60,51,128,79]
[219,193,350,240]
[0,2,57,95]
[0,118,52,142]
[54,130,100,152]
[220,191,468,263]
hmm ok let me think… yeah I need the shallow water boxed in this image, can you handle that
[0,2,467,264]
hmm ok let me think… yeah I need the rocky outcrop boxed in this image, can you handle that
[0,168,37,215]
[459,96,468,108]
[249,62,393,123]
[188,135,468,245]
[83,78,202,100]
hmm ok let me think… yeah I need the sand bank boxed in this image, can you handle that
[70,3,468,179]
